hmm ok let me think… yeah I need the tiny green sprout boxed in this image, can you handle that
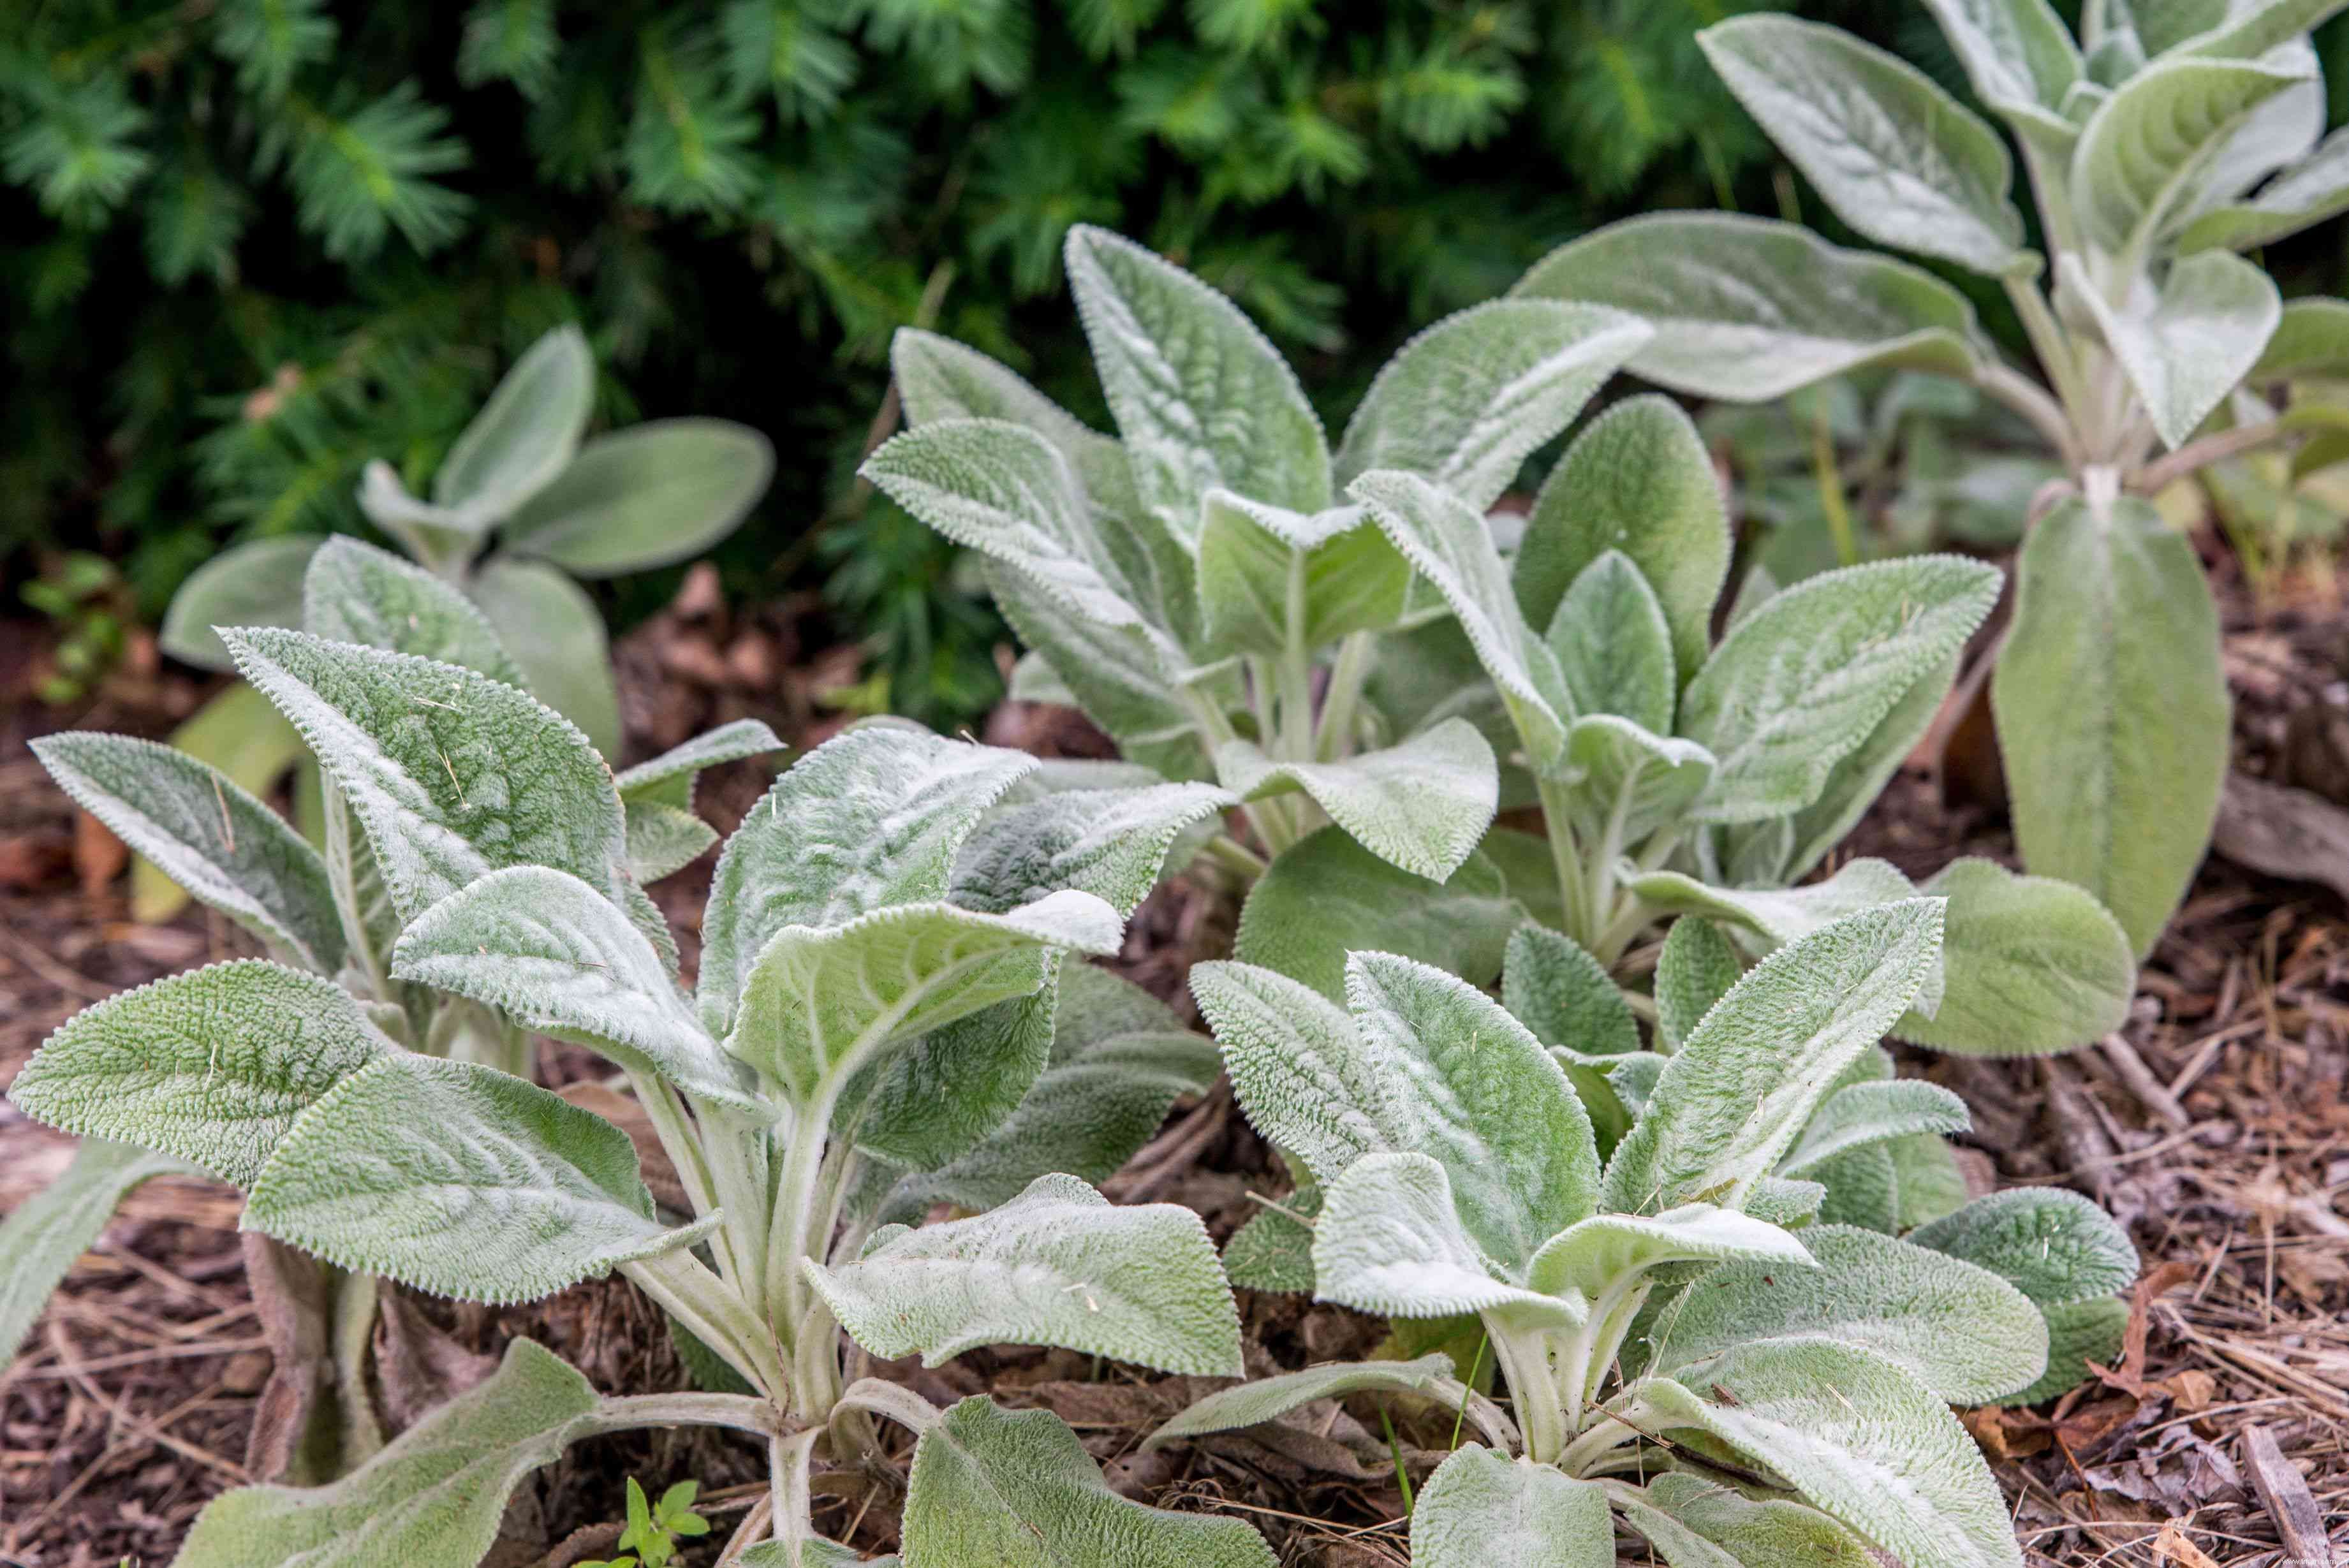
[580,1476,710,1568]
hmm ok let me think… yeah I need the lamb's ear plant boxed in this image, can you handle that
[144,322,774,923]
[865,223,1653,893]
[1508,0,2349,958]
[8,629,1267,1564]
[1167,902,2140,1567]
[3,545,781,1484]
[1290,438,2139,1057]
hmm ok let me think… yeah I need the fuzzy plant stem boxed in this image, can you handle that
[1314,631,1375,761]
[329,1270,385,1466]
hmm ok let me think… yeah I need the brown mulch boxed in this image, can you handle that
[1,555,2345,1567]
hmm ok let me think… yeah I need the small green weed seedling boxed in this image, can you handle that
[1170,902,2139,1568]
[578,1477,709,1568]
[7,569,1269,1562]
[1513,0,2349,956]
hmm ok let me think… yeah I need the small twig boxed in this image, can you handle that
[2098,1032,2191,1132]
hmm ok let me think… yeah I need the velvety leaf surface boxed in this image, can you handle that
[876,972,1219,1219]
[1514,395,1729,680]
[1545,551,1675,733]
[950,780,1235,917]
[1194,494,1410,656]
[1065,224,1330,537]
[700,724,1038,1034]
[173,1339,599,1568]
[222,627,628,925]
[1892,858,2136,1055]
[1607,1471,1878,1568]
[11,960,391,1188]
[1600,901,1943,1215]
[1637,1336,2024,1568]
[392,865,763,1115]
[1333,299,1650,509]
[1654,916,1742,1053]
[0,1140,188,1375]
[160,535,319,671]
[1144,1352,1493,1450]
[2070,54,2308,261]
[901,1396,1276,1568]
[1992,495,2229,958]
[1910,1188,2140,1305]
[1779,1080,1972,1177]
[864,419,1150,631]
[302,537,525,685]
[728,891,1121,1104]
[614,718,783,808]
[432,324,593,517]
[1196,953,1598,1271]
[31,732,344,973]
[1526,1204,1814,1302]
[1502,924,1639,1057]
[1700,17,2027,273]
[1679,557,1999,822]
[466,557,622,755]
[1309,1153,1579,1326]
[1233,827,1520,999]
[243,1057,718,1303]
[1410,1447,1615,1567]
[1216,720,1496,881]
[499,418,773,576]
[809,1174,1242,1375]
[1640,1224,2049,1403]
[2065,250,2280,449]
[1351,469,1572,768]
[1511,214,1984,401]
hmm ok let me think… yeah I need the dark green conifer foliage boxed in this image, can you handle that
[3,0,1860,722]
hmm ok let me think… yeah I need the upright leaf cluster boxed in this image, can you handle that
[1165,905,2140,1568]
[1514,0,2349,959]
[8,539,1272,1562]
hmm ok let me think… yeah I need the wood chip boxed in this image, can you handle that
[2241,1423,2332,1568]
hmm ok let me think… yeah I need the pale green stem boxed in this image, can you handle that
[1557,1414,1646,1479]
[1809,407,1860,568]
[1314,631,1376,761]
[1557,1275,1651,1435]
[2134,418,2292,494]
[767,1095,837,1336]
[624,1247,787,1400]
[1181,685,1291,855]
[1487,1326,1568,1466]
[330,1270,385,1466]
[321,785,392,1004]
[693,1100,775,1323]
[1998,274,2092,458]
[1278,555,1316,763]
[1535,775,1594,951]
[1584,775,1638,958]
[1200,833,1267,881]
[1593,894,1655,971]
[583,1391,782,1439]
[790,1301,844,1432]
[836,1376,941,1436]
[767,1426,823,1560]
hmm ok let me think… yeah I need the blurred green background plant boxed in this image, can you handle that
[12,0,2344,728]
